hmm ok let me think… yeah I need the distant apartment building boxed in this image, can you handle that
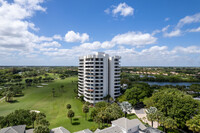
[78,52,121,104]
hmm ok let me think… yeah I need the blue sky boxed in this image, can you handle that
[0,0,200,66]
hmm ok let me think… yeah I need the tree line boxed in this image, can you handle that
[0,109,50,133]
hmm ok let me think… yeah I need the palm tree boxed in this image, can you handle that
[30,112,37,128]
[94,116,102,128]
[66,104,71,110]
[5,90,14,102]
[60,85,64,92]
[120,101,132,118]
[97,111,106,127]
[67,110,75,124]
[154,110,164,126]
[52,88,55,97]
[146,107,157,127]
[0,116,4,128]
[82,104,89,120]
[90,109,97,120]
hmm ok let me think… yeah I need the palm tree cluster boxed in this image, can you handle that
[66,104,75,124]
[2,86,24,102]
[90,102,123,128]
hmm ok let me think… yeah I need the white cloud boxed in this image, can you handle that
[141,46,168,54]
[160,13,200,38]
[177,13,200,28]
[164,29,181,37]
[40,41,61,47]
[173,46,200,54]
[64,31,89,43]
[28,23,39,31]
[113,3,134,17]
[106,3,134,17]
[80,41,101,50]
[188,27,200,32]
[104,8,110,14]
[105,45,200,66]
[162,25,170,32]
[53,34,62,40]
[111,32,157,46]
[165,17,170,21]
[101,41,115,49]
[151,30,161,36]
[0,0,47,52]
[14,0,46,12]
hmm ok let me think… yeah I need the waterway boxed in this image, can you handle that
[138,81,200,86]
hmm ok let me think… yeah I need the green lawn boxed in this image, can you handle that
[0,77,98,132]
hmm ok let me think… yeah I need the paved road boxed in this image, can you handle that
[134,108,145,114]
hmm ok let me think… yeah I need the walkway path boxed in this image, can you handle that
[0,96,5,102]
[131,108,159,128]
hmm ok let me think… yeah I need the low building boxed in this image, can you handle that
[94,118,146,133]
[94,117,163,133]
[0,125,26,133]
[50,127,70,133]
[75,129,93,133]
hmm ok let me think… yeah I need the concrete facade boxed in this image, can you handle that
[78,52,121,104]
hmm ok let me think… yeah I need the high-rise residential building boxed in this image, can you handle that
[78,52,121,104]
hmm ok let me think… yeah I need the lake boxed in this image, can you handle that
[138,81,200,86]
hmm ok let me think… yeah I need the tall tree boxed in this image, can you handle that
[144,88,198,129]
[52,88,55,97]
[120,101,132,118]
[30,112,37,128]
[119,86,152,106]
[146,107,157,127]
[186,114,200,133]
[60,85,64,92]
[67,110,75,124]
[66,104,71,110]
[82,104,89,120]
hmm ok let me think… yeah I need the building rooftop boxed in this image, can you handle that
[25,129,34,133]
[112,117,147,131]
[74,129,93,133]
[144,127,164,133]
[50,127,71,133]
[0,125,26,133]
[94,126,123,133]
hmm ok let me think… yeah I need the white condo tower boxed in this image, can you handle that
[78,52,121,104]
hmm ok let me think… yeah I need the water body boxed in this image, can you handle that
[138,81,200,86]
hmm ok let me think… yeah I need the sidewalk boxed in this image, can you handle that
[131,108,159,128]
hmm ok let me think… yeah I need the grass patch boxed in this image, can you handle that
[0,76,98,132]
[127,113,138,120]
